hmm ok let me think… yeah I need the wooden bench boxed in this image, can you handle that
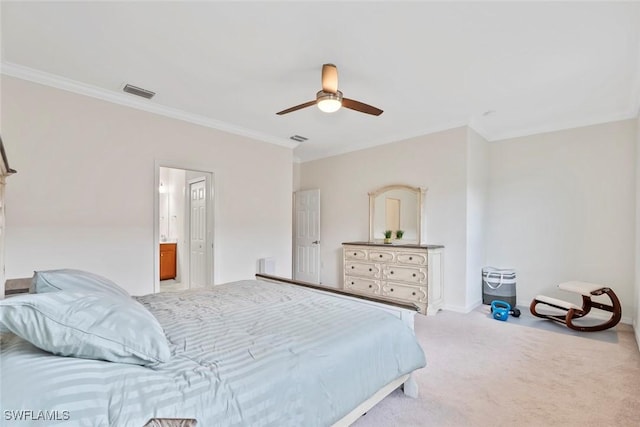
[530,281,622,332]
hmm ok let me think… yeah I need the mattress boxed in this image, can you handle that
[0,279,426,426]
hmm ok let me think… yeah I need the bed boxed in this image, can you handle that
[0,272,426,426]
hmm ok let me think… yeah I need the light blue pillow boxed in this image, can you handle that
[0,291,170,365]
[32,269,130,298]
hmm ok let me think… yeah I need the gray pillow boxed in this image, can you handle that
[0,291,171,365]
[32,269,130,298]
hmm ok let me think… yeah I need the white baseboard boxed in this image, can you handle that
[442,299,483,314]
[634,320,640,353]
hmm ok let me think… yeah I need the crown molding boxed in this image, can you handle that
[297,120,468,163]
[0,62,297,149]
[3,62,636,161]
[467,119,492,142]
[486,109,638,142]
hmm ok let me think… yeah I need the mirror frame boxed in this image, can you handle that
[369,184,426,245]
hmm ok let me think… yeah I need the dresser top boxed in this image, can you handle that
[343,241,444,249]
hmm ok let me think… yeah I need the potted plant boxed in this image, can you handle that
[396,230,404,239]
[384,230,393,244]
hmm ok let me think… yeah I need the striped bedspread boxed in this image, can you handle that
[0,279,426,426]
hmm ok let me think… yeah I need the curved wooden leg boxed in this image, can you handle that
[566,289,622,332]
[530,298,571,324]
[530,299,541,317]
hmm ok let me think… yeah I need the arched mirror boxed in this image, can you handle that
[369,184,426,244]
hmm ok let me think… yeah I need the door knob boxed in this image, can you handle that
[312,240,320,244]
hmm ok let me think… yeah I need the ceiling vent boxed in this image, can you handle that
[290,135,308,142]
[123,84,155,99]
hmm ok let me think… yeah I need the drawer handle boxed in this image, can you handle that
[354,252,357,256]
[409,257,413,260]
[412,273,416,277]
[368,285,372,288]
[351,282,354,285]
[379,255,383,258]
[351,266,355,269]
[369,268,372,272]
[412,292,416,296]
[390,288,394,292]
[390,271,394,274]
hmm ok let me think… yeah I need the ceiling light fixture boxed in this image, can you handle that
[316,90,343,113]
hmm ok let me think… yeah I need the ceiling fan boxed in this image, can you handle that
[276,64,383,116]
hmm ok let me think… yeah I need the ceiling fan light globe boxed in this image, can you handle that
[317,98,342,113]
[316,90,343,113]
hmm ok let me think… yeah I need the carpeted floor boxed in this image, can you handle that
[352,307,640,427]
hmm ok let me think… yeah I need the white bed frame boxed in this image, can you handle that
[255,274,421,426]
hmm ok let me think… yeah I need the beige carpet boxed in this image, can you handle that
[353,307,640,427]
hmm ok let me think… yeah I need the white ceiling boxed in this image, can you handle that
[2,1,639,162]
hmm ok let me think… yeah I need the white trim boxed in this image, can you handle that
[4,61,636,162]
[486,110,638,142]
[1,62,297,150]
[467,122,492,142]
[298,121,468,163]
[634,319,640,353]
[443,299,482,314]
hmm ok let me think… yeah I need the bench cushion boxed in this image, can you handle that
[557,281,605,296]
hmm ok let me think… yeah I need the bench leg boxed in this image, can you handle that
[566,289,622,332]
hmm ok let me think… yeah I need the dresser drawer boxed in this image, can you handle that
[382,282,427,304]
[383,265,426,284]
[345,261,381,279]
[344,276,380,295]
[396,251,427,266]
[368,250,395,262]
[344,248,368,260]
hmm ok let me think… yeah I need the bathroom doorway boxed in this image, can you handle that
[155,164,214,293]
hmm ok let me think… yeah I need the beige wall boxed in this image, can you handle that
[300,127,471,310]
[466,128,490,306]
[1,76,293,295]
[300,120,637,317]
[486,119,636,319]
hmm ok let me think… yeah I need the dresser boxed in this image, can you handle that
[342,242,444,315]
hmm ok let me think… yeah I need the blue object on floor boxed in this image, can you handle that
[491,300,511,321]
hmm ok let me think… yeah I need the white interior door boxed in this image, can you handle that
[294,189,320,283]
[189,179,207,288]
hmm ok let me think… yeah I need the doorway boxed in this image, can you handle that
[155,165,214,293]
[293,189,321,284]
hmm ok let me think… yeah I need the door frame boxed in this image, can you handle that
[154,160,215,293]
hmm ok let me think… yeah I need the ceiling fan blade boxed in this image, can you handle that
[321,64,338,94]
[342,98,383,116]
[276,100,316,115]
